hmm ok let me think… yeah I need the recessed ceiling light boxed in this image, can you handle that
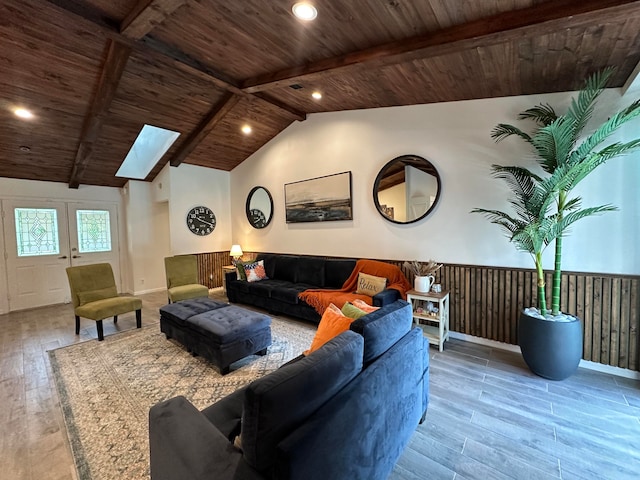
[241,124,252,135]
[292,2,317,21]
[312,91,322,100]
[14,108,34,119]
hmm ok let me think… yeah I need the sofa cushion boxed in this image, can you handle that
[304,307,354,355]
[350,300,413,364]
[273,255,298,283]
[324,258,356,288]
[296,256,325,286]
[241,330,363,472]
[270,283,314,304]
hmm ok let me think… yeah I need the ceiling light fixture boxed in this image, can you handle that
[241,124,252,135]
[14,108,34,119]
[312,91,322,100]
[292,2,317,21]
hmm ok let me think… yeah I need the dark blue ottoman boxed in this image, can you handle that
[160,298,272,375]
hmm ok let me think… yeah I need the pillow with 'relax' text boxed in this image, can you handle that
[355,272,387,296]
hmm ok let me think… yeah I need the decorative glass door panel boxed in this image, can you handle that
[14,208,61,256]
[76,209,112,253]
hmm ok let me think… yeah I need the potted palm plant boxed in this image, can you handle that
[473,68,640,380]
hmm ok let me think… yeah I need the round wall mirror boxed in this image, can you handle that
[373,155,441,224]
[246,186,274,229]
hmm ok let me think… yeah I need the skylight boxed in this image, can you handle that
[116,124,180,180]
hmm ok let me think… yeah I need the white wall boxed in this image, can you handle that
[163,163,232,255]
[122,163,232,294]
[230,89,640,276]
[123,180,171,294]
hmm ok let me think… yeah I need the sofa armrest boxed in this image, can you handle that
[372,288,400,307]
[149,396,262,480]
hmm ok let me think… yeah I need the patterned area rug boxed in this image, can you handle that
[49,318,316,480]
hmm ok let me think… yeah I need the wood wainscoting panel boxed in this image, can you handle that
[428,264,640,372]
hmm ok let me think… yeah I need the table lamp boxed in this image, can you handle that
[230,244,243,264]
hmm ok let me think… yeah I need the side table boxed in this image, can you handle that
[406,289,450,352]
[222,265,236,293]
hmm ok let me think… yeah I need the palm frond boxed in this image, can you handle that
[518,103,557,126]
[569,99,640,165]
[490,124,533,144]
[565,67,615,143]
[531,117,576,172]
[548,204,618,239]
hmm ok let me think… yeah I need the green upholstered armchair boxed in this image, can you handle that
[164,255,209,303]
[66,263,142,341]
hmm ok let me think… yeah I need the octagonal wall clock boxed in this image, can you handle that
[186,206,216,236]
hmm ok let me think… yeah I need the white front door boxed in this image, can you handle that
[4,200,71,310]
[3,200,120,311]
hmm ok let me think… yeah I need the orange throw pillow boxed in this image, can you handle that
[304,307,354,355]
[353,299,380,313]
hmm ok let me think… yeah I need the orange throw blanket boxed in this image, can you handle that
[299,259,412,315]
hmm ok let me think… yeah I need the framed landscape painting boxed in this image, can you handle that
[285,171,353,223]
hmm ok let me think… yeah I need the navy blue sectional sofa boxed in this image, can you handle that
[225,253,401,323]
[149,300,429,480]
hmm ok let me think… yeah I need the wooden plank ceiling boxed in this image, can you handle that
[1,0,640,188]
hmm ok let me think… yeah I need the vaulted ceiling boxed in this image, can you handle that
[2,0,640,188]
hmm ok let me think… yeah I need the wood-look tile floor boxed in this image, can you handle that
[1,290,639,479]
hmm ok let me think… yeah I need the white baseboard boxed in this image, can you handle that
[132,286,166,295]
[449,331,640,380]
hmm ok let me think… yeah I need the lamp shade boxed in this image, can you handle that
[230,244,243,258]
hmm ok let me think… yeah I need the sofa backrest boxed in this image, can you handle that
[274,327,425,480]
[323,258,356,288]
[240,330,364,473]
[256,253,356,288]
[350,300,413,364]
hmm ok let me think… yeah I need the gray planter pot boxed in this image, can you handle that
[518,310,583,381]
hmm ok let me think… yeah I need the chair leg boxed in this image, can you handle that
[136,309,142,328]
[75,315,80,335]
[113,315,118,323]
[96,320,104,341]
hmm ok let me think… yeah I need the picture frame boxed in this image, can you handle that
[285,171,353,223]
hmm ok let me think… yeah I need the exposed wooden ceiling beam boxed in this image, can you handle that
[68,40,132,188]
[622,60,640,96]
[242,0,640,93]
[43,0,304,122]
[169,93,242,167]
[121,0,188,39]
[137,38,306,121]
